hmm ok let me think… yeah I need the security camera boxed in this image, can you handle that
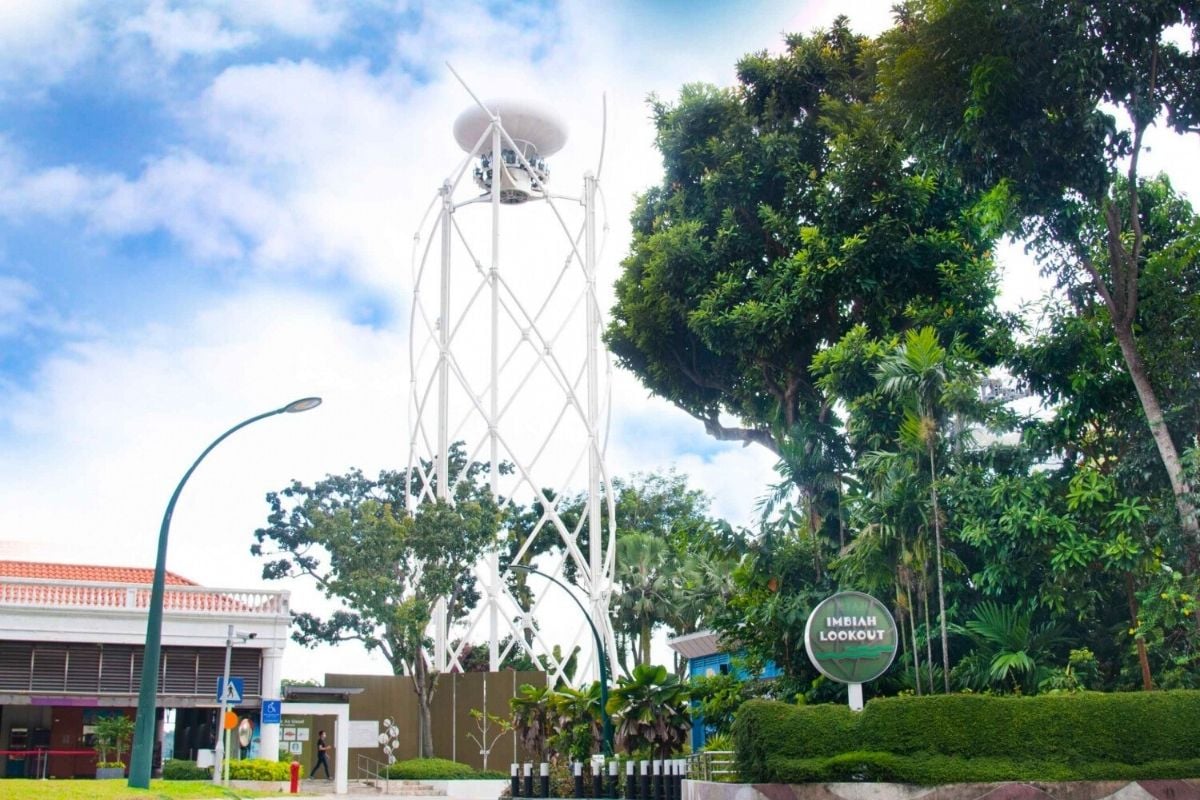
[248,632,258,639]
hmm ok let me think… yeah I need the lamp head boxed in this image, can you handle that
[283,397,322,413]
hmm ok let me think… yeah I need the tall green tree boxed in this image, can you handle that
[881,0,1200,551]
[607,18,1008,528]
[251,445,501,757]
[876,327,986,691]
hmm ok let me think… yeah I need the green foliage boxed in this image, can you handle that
[252,443,502,757]
[226,759,291,781]
[385,758,482,780]
[607,663,691,758]
[735,693,1200,783]
[547,682,602,761]
[161,759,211,780]
[952,601,1067,693]
[91,714,135,767]
[608,16,1007,500]
[688,671,748,736]
[510,683,554,761]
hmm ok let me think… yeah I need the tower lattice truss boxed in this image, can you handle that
[407,97,617,687]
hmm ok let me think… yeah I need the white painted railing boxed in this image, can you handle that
[0,578,289,616]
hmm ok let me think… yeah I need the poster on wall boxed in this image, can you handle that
[297,728,310,742]
[349,720,380,749]
[289,741,303,754]
[282,728,297,741]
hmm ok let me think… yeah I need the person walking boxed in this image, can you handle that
[309,730,331,779]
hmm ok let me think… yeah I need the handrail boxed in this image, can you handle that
[685,750,736,782]
[356,752,391,793]
[0,578,289,616]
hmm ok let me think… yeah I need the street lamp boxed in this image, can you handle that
[505,564,613,756]
[128,397,322,789]
[213,625,257,785]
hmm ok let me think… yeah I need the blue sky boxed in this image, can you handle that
[3,1,1194,681]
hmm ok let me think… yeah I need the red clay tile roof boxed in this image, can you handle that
[0,560,197,586]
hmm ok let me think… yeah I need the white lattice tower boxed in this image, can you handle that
[406,92,617,687]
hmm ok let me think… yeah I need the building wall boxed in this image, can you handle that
[326,671,544,771]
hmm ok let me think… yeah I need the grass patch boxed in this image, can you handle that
[0,778,301,799]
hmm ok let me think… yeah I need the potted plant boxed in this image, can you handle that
[93,714,135,779]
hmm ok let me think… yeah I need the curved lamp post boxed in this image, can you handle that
[505,564,613,756]
[128,397,322,789]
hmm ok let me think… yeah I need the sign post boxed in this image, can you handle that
[803,591,898,711]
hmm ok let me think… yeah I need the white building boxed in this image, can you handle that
[0,560,289,779]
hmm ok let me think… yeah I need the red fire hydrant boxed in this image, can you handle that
[290,759,301,793]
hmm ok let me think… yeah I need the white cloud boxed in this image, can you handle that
[121,0,257,64]
[0,285,406,679]
[0,276,38,336]
[0,0,95,92]
[219,0,344,42]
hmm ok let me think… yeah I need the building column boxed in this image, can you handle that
[259,647,283,760]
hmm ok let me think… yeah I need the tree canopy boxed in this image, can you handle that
[251,445,500,756]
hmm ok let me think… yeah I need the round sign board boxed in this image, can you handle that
[804,591,898,684]
[238,717,253,747]
[223,710,239,730]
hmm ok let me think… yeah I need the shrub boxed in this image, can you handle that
[386,757,480,780]
[162,758,211,780]
[734,691,1200,784]
[226,758,291,780]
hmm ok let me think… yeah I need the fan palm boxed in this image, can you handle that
[954,601,1066,694]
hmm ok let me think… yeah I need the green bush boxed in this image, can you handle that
[162,758,211,780]
[734,691,1200,784]
[386,757,480,779]
[226,758,291,780]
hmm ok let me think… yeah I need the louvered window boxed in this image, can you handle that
[99,645,134,693]
[163,650,198,694]
[231,649,262,697]
[31,647,67,691]
[197,648,225,694]
[65,644,101,693]
[0,642,32,691]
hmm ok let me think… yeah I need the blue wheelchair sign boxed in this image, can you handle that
[261,699,282,724]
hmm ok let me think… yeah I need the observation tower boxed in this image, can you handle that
[407,94,617,687]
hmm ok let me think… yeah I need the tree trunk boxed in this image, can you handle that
[899,528,921,696]
[1125,572,1154,691]
[413,650,437,757]
[922,573,934,695]
[639,619,651,667]
[1109,319,1200,560]
[929,443,951,693]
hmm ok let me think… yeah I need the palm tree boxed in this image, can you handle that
[612,533,675,668]
[549,682,602,760]
[510,683,554,761]
[876,327,981,692]
[606,663,691,758]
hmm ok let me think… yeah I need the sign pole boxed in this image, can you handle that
[848,683,864,712]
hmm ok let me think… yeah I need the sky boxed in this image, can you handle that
[0,1,1195,683]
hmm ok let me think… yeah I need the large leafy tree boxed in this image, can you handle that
[553,471,743,674]
[607,18,1008,522]
[251,445,501,757]
[880,0,1200,552]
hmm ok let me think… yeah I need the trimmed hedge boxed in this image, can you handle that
[733,691,1200,784]
[162,757,291,781]
[227,758,292,780]
[385,757,481,779]
[162,759,211,780]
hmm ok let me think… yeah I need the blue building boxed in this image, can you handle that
[667,630,781,751]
